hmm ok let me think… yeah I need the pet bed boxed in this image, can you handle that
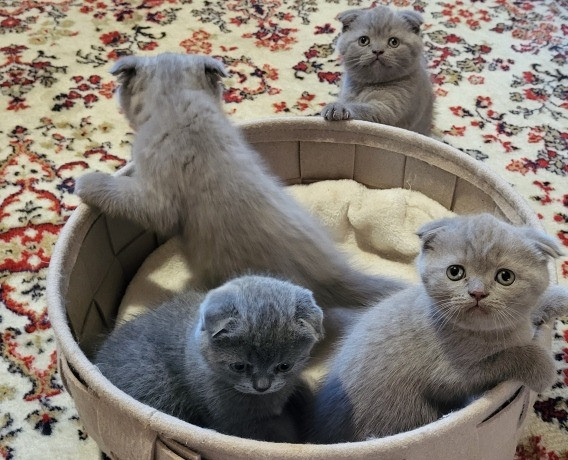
[47,117,556,460]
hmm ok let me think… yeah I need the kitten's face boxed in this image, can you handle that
[337,7,424,84]
[205,326,315,395]
[109,53,226,130]
[198,276,324,395]
[417,214,558,332]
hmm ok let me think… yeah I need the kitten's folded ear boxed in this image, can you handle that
[199,287,240,338]
[295,290,324,341]
[523,228,564,259]
[398,10,423,34]
[337,9,364,32]
[110,55,139,85]
[203,56,228,86]
[417,217,455,251]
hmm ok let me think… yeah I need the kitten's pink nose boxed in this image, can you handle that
[372,49,384,56]
[469,290,488,301]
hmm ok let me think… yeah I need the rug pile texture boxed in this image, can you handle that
[0,0,566,458]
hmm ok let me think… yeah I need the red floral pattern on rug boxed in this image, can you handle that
[0,0,566,458]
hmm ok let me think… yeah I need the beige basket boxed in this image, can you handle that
[47,118,555,460]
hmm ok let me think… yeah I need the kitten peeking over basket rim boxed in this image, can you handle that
[321,5,434,135]
[335,6,424,83]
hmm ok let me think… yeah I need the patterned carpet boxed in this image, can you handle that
[0,0,567,458]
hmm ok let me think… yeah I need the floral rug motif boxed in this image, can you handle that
[0,0,566,458]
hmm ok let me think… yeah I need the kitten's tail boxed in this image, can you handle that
[311,268,408,310]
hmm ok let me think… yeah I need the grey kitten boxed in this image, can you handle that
[311,214,561,443]
[95,275,324,442]
[74,53,405,315]
[322,6,434,135]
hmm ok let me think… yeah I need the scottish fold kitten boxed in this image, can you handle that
[322,6,434,135]
[74,53,405,316]
[95,276,323,442]
[311,214,562,443]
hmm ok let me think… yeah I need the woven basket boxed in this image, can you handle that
[47,117,555,460]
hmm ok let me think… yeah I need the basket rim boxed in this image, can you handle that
[47,117,548,456]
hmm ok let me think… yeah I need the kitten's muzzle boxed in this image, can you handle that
[468,290,489,312]
[468,304,489,314]
[372,49,385,57]
[252,376,272,393]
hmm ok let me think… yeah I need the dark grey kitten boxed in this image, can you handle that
[74,53,405,318]
[322,6,434,135]
[311,214,562,443]
[95,275,324,443]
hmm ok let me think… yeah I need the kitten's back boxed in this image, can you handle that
[94,292,204,418]
[149,95,407,308]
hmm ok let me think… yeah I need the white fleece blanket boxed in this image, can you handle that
[117,179,454,323]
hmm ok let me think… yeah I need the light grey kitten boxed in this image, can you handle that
[95,275,323,442]
[311,214,562,443]
[322,6,434,135]
[74,53,405,316]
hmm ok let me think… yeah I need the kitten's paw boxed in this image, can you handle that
[321,102,351,121]
[533,285,568,325]
[74,172,113,207]
[522,346,556,393]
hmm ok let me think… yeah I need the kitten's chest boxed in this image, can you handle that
[424,357,483,409]
[207,385,287,420]
[342,78,401,102]
[237,393,285,416]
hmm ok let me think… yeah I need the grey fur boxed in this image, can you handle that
[311,214,560,443]
[95,275,323,442]
[532,284,568,325]
[74,53,406,315]
[322,6,434,135]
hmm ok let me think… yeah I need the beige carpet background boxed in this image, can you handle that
[0,0,566,458]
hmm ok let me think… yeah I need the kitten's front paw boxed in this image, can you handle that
[533,285,568,325]
[522,345,556,393]
[321,102,351,121]
[74,172,113,207]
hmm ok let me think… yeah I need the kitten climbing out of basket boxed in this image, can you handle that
[321,6,434,135]
[74,53,407,319]
[95,276,323,442]
[311,214,564,443]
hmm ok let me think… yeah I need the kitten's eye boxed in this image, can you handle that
[229,362,247,373]
[358,36,370,47]
[388,37,400,48]
[446,265,465,281]
[275,363,292,373]
[495,269,515,286]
